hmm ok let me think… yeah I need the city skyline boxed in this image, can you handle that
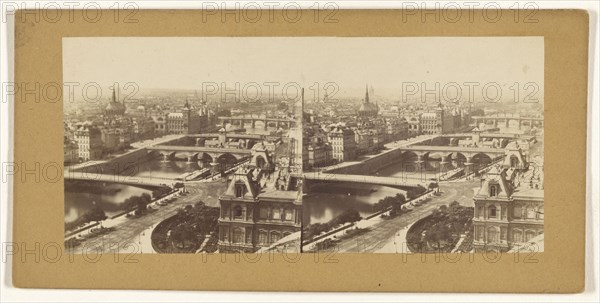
[63,37,544,101]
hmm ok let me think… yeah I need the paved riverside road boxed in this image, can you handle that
[321,181,479,253]
[71,181,227,254]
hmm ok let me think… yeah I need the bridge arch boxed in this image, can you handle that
[216,153,239,166]
[453,152,468,166]
[469,153,493,169]
[401,151,420,162]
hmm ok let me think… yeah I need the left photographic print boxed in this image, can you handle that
[62,38,303,254]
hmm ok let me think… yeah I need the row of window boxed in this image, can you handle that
[223,227,293,245]
[224,204,296,222]
[476,226,542,243]
[477,204,544,220]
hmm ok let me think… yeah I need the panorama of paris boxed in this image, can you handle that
[302,85,544,253]
[64,86,302,254]
[63,83,544,255]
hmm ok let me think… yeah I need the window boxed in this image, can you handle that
[259,207,268,219]
[284,209,294,221]
[272,208,281,220]
[487,227,498,243]
[488,205,497,218]
[245,228,252,244]
[489,185,498,197]
[233,228,243,244]
[258,230,268,244]
[233,205,243,219]
[235,183,245,197]
[270,231,281,244]
[525,230,536,242]
[513,205,522,218]
[526,207,536,219]
[222,227,229,241]
[512,229,523,243]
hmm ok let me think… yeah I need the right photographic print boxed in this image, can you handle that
[301,37,544,254]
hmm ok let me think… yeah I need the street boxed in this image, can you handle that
[70,181,227,254]
[321,180,479,253]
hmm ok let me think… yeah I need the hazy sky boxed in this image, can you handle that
[63,37,543,99]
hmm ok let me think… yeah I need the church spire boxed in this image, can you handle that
[112,84,117,103]
[365,84,370,104]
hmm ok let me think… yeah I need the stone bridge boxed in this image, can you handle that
[433,132,535,148]
[303,172,426,191]
[471,115,544,129]
[186,133,266,149]
[187,133,265,140]
[64,172,172,188]
[303,172,427,190]
[398,145,505,165]
[218,116,297,130]
[145,145,252,163]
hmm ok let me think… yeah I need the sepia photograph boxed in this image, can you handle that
[4,2,595,298]
[62,37,544,255]
[300,37,544,254]
[62,38,304,254]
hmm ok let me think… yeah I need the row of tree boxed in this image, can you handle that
[152,202,220,252]
[373,193,407,216]
[407,201,474,253]
[65,206,107,231]
[303,208,362,241]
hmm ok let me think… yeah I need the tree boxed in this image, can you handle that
[84,206,107,223]
[152,186,171,199]
[135,199,148,215]
[471,108,485,117]
[216,109,231,117]
[373,193,406,216]
[425,222,451,249]
[337,209,361,224]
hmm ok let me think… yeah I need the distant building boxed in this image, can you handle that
[420,111,442,135]
[357,85,379,119]
[104,87,126,117]
[307,143,333,168]
[327,125,356,162]
[151,115,167,135]
[472,144,544,252]
[74,122,103,161]
[166,101,204,134]
[63,136,78,165]
[407,115,421,136]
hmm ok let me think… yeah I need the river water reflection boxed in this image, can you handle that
[303,182,406,225]
[64,159,206,224]
[64,182,152,223]
[304,160,451,225]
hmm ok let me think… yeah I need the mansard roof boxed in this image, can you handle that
[474,166,513,199]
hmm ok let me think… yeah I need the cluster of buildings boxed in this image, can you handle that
[64,88,216,164]
[472,142,544,252]
[302,85,472,169]
[217,131,303,253]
